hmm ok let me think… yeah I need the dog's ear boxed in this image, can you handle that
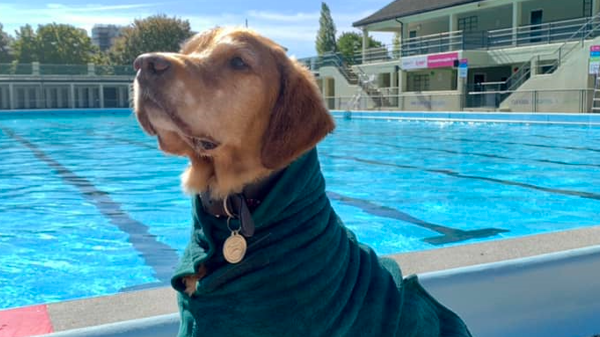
[261,51,335,170]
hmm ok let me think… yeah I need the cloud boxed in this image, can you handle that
[0,3,392,57]
[45,3,161,11]
[247,10,319,23]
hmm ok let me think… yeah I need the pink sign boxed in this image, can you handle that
[427,52,459,69]
[591,45,600,52]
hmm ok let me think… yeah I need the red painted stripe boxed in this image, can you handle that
[0,305,53,337]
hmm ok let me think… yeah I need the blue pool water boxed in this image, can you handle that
[1,110,599,310]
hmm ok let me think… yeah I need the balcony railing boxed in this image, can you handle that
[401,30,465,57]
[487,16,600,48]
[329,16,600,65]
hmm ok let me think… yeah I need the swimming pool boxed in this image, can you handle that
[1,110,599,310]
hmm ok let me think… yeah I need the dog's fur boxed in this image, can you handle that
[133,27,335,294]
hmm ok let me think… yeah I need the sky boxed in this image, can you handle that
[0,0,394,58]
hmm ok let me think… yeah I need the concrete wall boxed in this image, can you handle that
[318,66,359,98]
[463,42,567,67]
[500,36,600,112]
[406,17,448,37]
[399,92,461,111]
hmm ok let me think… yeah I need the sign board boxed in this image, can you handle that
[458,58,468,78]
[590,46,600,75]
[401,56,428,70]
[590,62,600,75]
[427,52,459,69]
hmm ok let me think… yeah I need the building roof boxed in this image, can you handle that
[353,0,482,27]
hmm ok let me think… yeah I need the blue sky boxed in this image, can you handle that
[0,0,393,57]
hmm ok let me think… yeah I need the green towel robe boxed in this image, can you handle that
[171,148,472,337]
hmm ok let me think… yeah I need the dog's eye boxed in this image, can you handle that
[230,57,248,70]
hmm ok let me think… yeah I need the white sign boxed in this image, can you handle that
[459,67,468,78]
[590,62,600,75]
[401,56,427,70]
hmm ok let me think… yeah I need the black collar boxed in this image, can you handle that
[199,170,284,237]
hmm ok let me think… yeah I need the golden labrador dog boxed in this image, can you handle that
[133,27,470,337]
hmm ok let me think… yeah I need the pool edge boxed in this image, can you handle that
[2,224,598,335]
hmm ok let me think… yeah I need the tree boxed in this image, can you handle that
[12,23,97,64]
[336,32,383,62]
[36,23,97,64]
[12,25,37,63]
[316,2,337,56]
[0,23,14,63]
[109,14,193,66]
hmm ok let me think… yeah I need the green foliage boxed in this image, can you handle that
[109,14,193,66]
[12,25,37,63]
[336,31,383,62]
[37,23,97,64]
[316,2,337,56]
[0,23,14,63]
[12,23,97,64]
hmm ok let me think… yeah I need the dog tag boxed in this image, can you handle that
[229,194,255,237]
[223,231,247,264]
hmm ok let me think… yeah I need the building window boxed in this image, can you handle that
[411,74,430,91]
[458,16,478,33]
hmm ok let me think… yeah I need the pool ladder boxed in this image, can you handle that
[593,75,600,113]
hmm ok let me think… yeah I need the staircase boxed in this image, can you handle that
[482,12,600,104]
[320,53,393,109]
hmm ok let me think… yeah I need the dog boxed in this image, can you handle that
[133,27,471,337]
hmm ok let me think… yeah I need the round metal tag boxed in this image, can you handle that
[223,232,247,264]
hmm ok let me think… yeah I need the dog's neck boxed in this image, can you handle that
[200,168,284,218]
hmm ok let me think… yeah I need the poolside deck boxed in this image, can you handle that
[3,223,600,336]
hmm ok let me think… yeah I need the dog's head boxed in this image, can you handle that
[133,27,334,198]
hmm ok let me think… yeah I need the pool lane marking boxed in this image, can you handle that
[356,140,600,170]
[33,127,506,246]
[326,191,508,245]
[325,154,600,202]
[343,129,600,154]
[1,127,179,284]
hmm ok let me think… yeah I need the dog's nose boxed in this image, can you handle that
[133,54,171,75]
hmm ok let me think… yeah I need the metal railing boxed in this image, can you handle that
[324,16,600,65]
[322,89,594,113]
[487,16,600,48]
[401,30,465,57]
[0,63,135,76]
[465,89,592,113]
[482,12,600,95]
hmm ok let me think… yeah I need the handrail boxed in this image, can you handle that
[488,16,590,35]
[485,12,600,93]
[354,16,600,62]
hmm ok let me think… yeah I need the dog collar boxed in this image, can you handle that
[199,169,284,237]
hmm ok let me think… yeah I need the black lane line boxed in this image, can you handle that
[346,139,600,170]
[324,154,600,202]
[1,126,179,284]
[326,191,508,245]
[33,127,508,245]
[341,129,600,154]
